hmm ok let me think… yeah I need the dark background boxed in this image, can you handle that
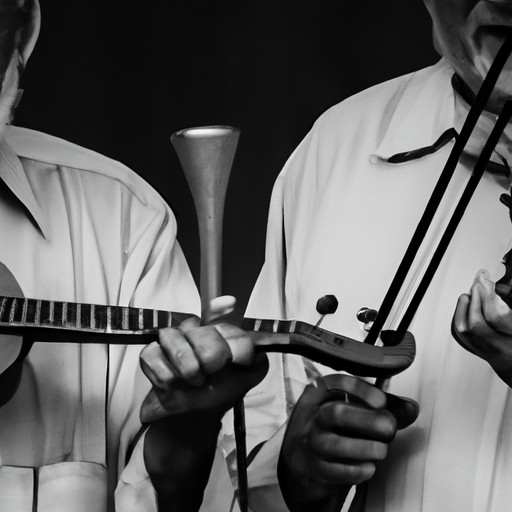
[16,0,439,319]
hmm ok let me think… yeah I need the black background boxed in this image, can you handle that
[16,0,439,319]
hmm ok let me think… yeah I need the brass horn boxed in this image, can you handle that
[171,125,240,322]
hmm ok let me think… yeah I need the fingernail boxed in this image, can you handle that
[476,269,490,281]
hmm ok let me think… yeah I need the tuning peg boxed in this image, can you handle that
[315,295,339,327]
[356,307,378,332]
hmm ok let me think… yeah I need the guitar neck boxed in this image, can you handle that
[0,295,416,378]
[0,295,192,343]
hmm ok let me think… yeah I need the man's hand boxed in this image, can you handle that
[140,297,268,511]
[453,269,512,386]
[278,374,419,511]
[139,297,268,422]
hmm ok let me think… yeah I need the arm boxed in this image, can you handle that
[139,312,269,511]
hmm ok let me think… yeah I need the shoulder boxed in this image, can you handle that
[281,60,452,174]
[315,60,451,137]
[5,126,168,212]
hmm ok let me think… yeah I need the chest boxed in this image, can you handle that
[284,156,512,344]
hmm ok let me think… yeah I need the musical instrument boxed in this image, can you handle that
[0,275,415,378]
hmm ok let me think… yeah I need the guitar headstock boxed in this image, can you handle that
[244,318,416,379]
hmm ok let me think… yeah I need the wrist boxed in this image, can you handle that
[144,411,223,512]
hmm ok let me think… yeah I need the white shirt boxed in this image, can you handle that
[239,59,512,511]
[0,125,201,512]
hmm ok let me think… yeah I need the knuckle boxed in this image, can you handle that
[375,410,397,439]
[195,342,223,364]
[173,347,200,377]
[370,441,389,461]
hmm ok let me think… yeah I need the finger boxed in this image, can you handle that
[203,295,237,325]
[321,374,387,409]
[467,276,487,333]
[316,401,397,442]
[144,353,269,418]
[384,394,419,429]
[453,293,470,334]
[308,429,389,462]
[214,322,255,366]
[140,341,178,390]
[452,294,486,356]
[158,327,205,386]
[176,315,201,333]
[475,271,512,335]
[184,326,233,375]
[467,271,509,337]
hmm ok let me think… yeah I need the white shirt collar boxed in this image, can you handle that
[370,59,456,163]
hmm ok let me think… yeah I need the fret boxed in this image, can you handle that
[122,307,129,330]
[21,299,28,324]
[153,309,158,328]
[35,299,41,324]
[49,301,55,324]
[90,304,95,329]
[0,297,7,322]
[9,298,17,323]
[76,303,81,328]
[106,306,112,332]
[167,311,173,327]
[138,308,143,330]
[61,302,68,326]
[35,300,41,324]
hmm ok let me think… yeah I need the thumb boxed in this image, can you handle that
[385,393,419,429]
[203,295,237,324]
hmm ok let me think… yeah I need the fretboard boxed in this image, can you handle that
[0,295,192,343]
[0,296,416,378]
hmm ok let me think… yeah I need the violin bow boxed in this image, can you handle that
[351,31,512,512]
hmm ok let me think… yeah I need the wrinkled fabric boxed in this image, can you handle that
[0,125,200,512]
[238,59,512,511]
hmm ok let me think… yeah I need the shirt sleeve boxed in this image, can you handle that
[112,193,201,512]
[114,430,157,512]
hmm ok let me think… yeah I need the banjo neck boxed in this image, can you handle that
[0,293,416,379]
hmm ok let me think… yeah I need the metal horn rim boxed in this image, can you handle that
[171,125,240,139]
